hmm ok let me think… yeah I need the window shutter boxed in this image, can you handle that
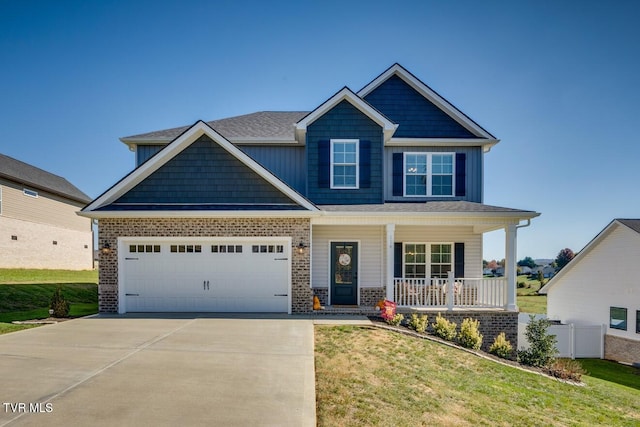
[455,153,466,197]
[394,242,403,278]
[454,243,465,278]
[392,153,403,196]
[318,140,330,188]
[360,140,371,188]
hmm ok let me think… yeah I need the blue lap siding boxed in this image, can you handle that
[114,135,303,209]
[364,75,477,139]
[306,100,383,204]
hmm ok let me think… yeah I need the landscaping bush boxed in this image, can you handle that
[517,281,525,288]
[50,286,70,318]
[517,315,558,367]
[544,359,585,382]
[489,332,513,359]
[387,313,404,326]
[407,313,428,333]
[458,318,483,350]
[432,313,457,341]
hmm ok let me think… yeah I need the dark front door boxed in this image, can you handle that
[330,242,358,305]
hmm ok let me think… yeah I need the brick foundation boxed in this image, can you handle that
[398,309,519,353]
[360,287,386,307]
[604,334,640,364]
[98,217,311,313]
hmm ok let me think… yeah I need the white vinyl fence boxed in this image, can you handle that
[518,314,605,359]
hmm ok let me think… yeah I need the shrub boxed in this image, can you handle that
[432,313,457,341]
[407,313,428,333]
[50,286,70,318]
[517,315,558,367]
[387,313,404,327]
[544,359,585,382]
[517,281,525,288]
[458,318,483,350]
[489,332,513,359]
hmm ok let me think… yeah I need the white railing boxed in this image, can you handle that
[394,276,507,309]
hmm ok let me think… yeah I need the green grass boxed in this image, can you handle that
[315,326,640,426]
[0,269,99,333]
[517,275,547,314]
[580,359,640,391]
[0,268,97,284]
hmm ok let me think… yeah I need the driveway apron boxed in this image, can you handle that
[0,316,316,427]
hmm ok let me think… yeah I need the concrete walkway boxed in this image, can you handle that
[0,314,361,427]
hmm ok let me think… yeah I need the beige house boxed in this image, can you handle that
[0,153,93,270]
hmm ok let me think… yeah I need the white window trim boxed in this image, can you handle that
[330,139,359,189]
[23,188,38,198]
[402,242,454,279]
[403,152,455,197]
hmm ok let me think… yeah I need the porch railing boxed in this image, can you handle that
[393,276,507,310]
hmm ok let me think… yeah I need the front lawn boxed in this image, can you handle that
[517,275,547,314]
[315,326,640,426]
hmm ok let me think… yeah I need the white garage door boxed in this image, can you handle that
[120,238,290,313]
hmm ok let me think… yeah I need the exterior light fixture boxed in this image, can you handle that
[297,241,307,254]
[101,241,111,254]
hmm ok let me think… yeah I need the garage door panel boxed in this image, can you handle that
[121,239,289,313]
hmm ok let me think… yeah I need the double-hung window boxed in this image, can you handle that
[404,153,454,197]
[404,243,452,278]
[331,139,359,189]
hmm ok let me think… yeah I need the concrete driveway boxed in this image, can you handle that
[0,315,316,427]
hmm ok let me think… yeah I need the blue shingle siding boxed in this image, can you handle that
[384,146,482,202]
[306,100,383,204]
[136,145,164,166]
[240,145,306,194]
[114,135,304,209]
[364,75,477,138]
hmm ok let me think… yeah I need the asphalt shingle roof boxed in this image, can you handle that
[617,219,640,234]
[0,153,91,204]
[318,201,537,214]
[124,111,309,141]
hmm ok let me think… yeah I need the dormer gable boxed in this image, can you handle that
[295,87,398,144]
[359,63,499,152]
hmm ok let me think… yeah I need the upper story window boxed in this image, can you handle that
[404,153,454,197]
[331,139,359,189]
[23,188,38,198]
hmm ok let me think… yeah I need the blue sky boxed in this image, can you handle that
[1,0,639,261]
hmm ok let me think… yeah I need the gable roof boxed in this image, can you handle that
[121,111,308,148]
[294,87,398,143]
[0,153,91,204]
[539,219,640,294]
[81,121,318,217]
[358,63,498,150]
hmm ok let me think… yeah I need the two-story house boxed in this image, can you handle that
[81,65,538,333]
[1,153,93,269]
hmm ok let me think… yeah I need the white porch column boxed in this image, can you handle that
[386,223,395,301]
[505,224,518,311]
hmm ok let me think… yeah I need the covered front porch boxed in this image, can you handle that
[312,203,539,313]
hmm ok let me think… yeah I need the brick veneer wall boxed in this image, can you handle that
[398,310,519,353]
[604,335,640,364]
[98,217,312,313]
[312,287,385,307]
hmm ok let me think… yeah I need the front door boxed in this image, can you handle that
[330,242,358,305]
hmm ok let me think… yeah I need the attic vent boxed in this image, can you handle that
[23,189,38,198]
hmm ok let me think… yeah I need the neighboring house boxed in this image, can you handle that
[540,219,640,364]
[80,64,539,337]
[531,265,555,278]
[0,153,93,269]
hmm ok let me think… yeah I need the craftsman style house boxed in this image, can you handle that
[1,153,93,269]
[81,64,538,327]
